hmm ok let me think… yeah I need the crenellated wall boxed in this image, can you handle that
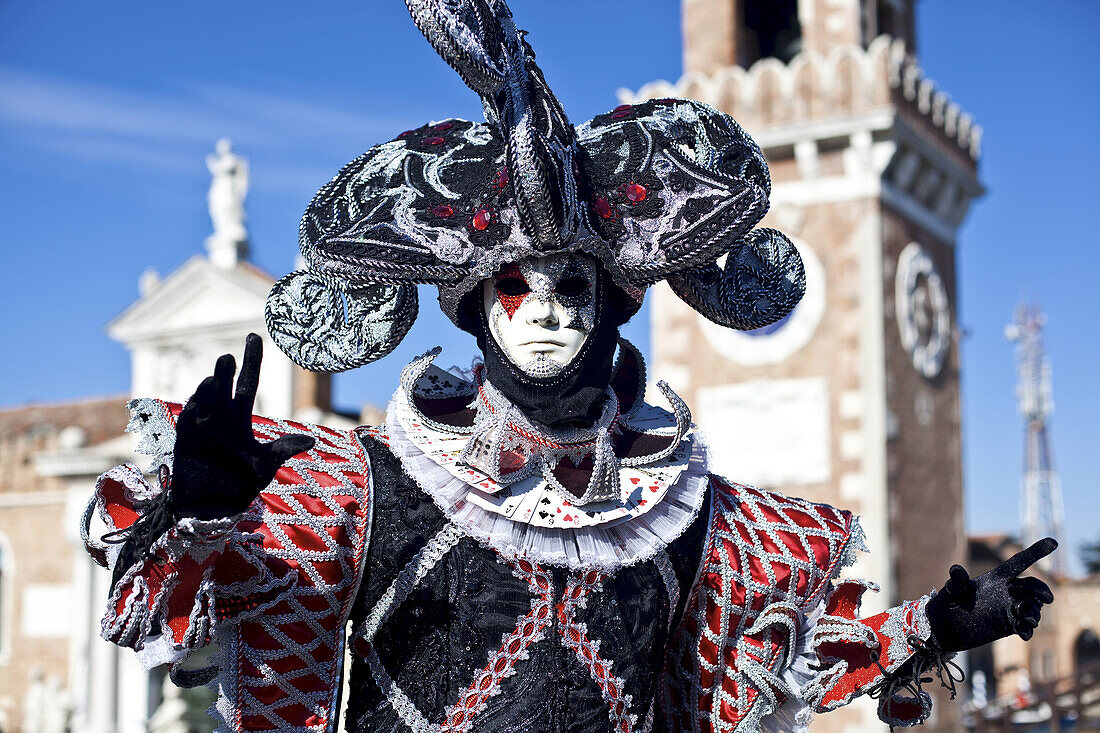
[622,36,981,164]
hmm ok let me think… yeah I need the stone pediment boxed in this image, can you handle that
[108,256,274,344]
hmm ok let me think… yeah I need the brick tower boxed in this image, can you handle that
[625,1,982,728]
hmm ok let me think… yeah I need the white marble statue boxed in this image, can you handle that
[206,138,249,243]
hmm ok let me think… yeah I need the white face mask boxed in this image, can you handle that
[482,254,598,378]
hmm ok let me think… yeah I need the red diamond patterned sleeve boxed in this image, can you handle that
[82,398,373,730]
[802,580,936,727]
[659,478,937,731]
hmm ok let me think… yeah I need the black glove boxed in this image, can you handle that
[925,537,1057,653]
[171,333,315,519]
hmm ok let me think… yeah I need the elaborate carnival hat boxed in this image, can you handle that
[266,0,806,373]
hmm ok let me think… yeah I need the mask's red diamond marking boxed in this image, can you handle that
[494,263,528,319]
[497,295,525,319]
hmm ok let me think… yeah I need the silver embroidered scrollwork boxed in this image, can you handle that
[265,269,418,372]
[666,227,806,331]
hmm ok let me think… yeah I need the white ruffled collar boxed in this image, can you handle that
[383,346,709,571]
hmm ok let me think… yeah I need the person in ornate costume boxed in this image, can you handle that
[83,2,1056,731]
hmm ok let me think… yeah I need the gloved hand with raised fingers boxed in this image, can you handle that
[110,333,316,583]
[170,333,316,520]
[925,537,1057,653]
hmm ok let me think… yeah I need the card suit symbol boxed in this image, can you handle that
[538,511,550,519]
[562,501,572,507]
[638,499,647,507]
[541,497,552,505]
[630,477,641,485]
[563,514,573,522]
[556,508,561,513]
[649,484,660,492]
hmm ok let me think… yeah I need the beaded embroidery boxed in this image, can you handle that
[354,538,651,733]
[558,570,639,732]
[385,346,709,570]
[438,559,555,732]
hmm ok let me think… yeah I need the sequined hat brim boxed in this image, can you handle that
[266,0,806,373]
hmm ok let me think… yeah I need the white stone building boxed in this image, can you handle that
[0,141,361,732]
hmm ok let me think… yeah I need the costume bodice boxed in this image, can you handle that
[347,435,711,733]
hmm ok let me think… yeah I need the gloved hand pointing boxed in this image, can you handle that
[925,537,1057,653]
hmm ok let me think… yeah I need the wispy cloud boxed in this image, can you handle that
[33,134,202,176]
[190,82,411,144]
[0,67,253,144]
[0,66,417,191]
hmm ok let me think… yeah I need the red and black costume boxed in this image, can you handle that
[86,356,940,732]
[83,1,1055,730]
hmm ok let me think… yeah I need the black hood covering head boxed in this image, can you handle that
[459,265,630,429]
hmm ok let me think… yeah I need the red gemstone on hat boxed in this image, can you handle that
[424,136,446,145]
[615,104,632,111]
[495,169,510,188]
[611,110,631,119]
[625,183,648,202]
[431,204,455,218]
[433,122,453,132]
[472,209,492,230]
[398,130,414,138]
[594,196,612,219]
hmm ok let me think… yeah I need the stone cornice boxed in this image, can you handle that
[620,35,981,164]
[622,36,984,239]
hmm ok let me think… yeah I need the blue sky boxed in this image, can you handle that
[1,2,1097,573]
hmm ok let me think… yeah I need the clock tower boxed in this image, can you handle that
[625,1,981,728]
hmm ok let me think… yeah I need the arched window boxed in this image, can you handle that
[742,0,802,66]
[1076,629,1100,675]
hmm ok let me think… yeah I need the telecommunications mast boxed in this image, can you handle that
[1005,305,1065,574]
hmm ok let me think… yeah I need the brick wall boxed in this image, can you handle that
[0,397,125,729]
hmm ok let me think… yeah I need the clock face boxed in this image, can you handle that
[698,237,825,366]
[896,242,950,378]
